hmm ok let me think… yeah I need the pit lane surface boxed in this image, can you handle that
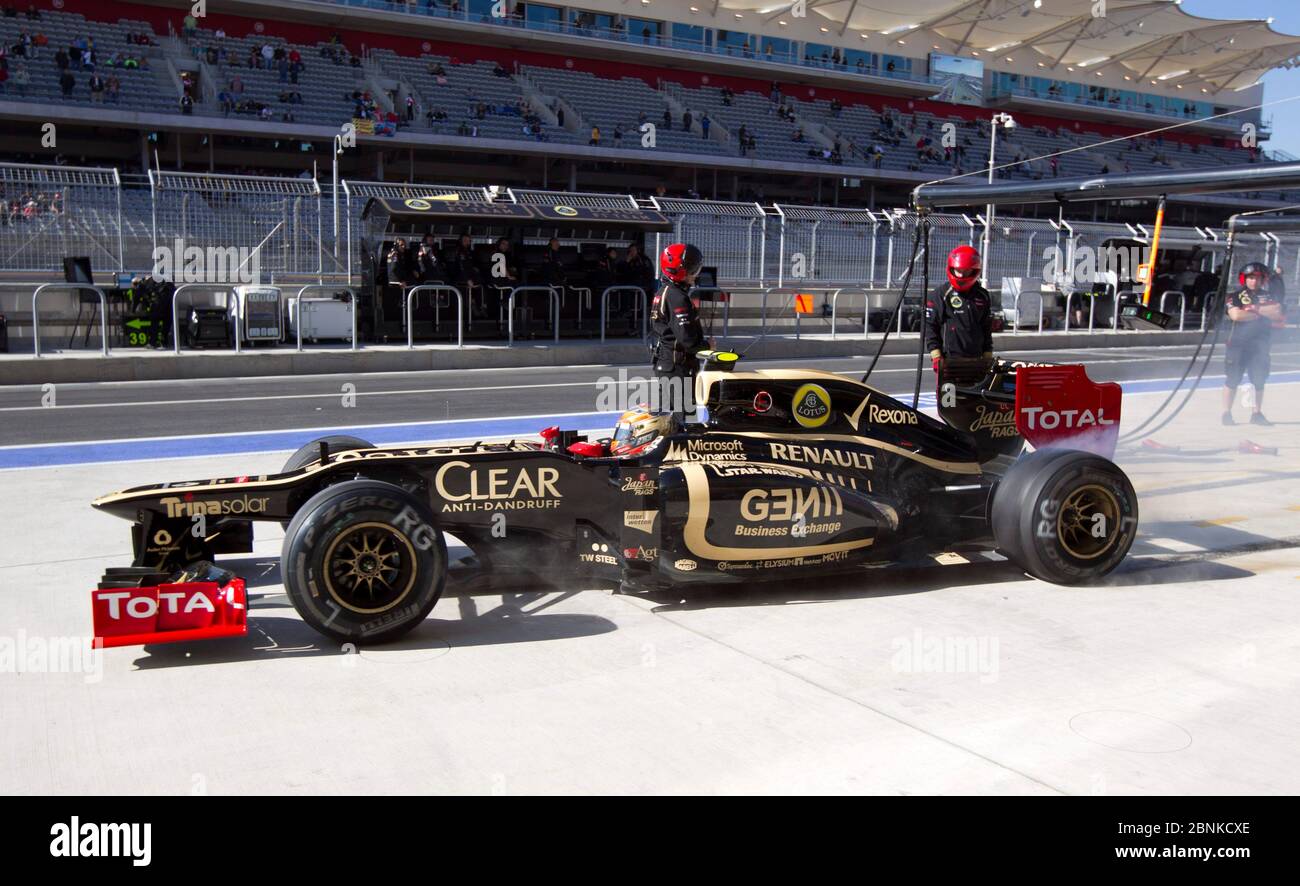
[4,343,1299,448]
[2,345,1299,793]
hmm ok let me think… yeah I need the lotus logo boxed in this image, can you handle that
[792,383,832,429]
[554,205,579,216]
[404,198,432,210]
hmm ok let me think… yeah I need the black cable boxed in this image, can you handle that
[912,218,931,408]
[861,217,925,384]
[1119,302,1227,446]
[1118,236,1237,443]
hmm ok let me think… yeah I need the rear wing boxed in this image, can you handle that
[1014,365,1122,459]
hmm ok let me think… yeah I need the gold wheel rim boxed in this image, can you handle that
[323,522,418,614]
[1056,484,1121,561]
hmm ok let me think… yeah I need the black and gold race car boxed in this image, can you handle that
[90,353,1136,646]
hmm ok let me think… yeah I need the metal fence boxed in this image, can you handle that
[651,196,766,284]
[3,160,1300,298]
[0,163,123,273]
[149,170,328,279]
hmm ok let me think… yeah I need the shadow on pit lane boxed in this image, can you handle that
[1092,556,1254,587]
[128,568,617,669]
[637,560,1029,613]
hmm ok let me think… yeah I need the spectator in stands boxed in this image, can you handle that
[182,12,197,42]
[0,64,7,94]
[493,61,509,78]
[230,75,244,95]
[738,124,749,156]
[180,92,193,114]
[831,98,842,117]
[277,56,289,82]
[682,110,692,131]
[261,43,275,68]
[701,114,710,139]
[613,124,623,146]
[54,46,67,70]
[792,128,804,143]
[25,4,37,19]
[590,125,600,146]
[89,72,105,103]
[721,86,733,106]
[405,94,416,121]
[10,60,27,96]
[662,108,671,130]
[59,68,74,97]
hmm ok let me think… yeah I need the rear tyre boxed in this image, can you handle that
[992,449,1137,584]
[281,479,447,644]
[281,435,375,473]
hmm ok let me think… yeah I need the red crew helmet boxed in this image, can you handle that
[660,243,703,283]
[947,245,982,292]
[1238,261,1269,287]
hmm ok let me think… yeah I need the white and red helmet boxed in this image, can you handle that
[610,407,676,457]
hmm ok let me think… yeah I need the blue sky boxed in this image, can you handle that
[1181,0,1300,156]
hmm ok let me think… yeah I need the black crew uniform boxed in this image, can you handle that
[650,277,706,418]
[1224,288,1280,392]
[924,281,993,367]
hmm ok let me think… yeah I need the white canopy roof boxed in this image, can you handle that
[707,0,1300,94]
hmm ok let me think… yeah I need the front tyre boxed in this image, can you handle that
[993,450,1138,585]
[281,479,447,644]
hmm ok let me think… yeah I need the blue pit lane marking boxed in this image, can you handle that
[0,413,613,469]
[3,370,1299,470]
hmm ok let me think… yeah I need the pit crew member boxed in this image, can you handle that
[1222,261,1284,426]
[651,242,708,418]
[925,245,993,374]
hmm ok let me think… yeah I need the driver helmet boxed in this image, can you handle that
[610,407,676,457]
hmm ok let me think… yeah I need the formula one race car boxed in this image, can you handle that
[90,352,1136,646]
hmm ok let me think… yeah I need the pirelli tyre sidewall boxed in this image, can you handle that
[990,448,1081,566]
[281,435,376,473]
[995,449,1138,584]
[281,479,446,644]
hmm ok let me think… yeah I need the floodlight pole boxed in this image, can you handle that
[333,135,343,262]
[982,113,1014,288]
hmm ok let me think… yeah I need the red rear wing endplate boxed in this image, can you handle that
[1014,365,1122,459]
